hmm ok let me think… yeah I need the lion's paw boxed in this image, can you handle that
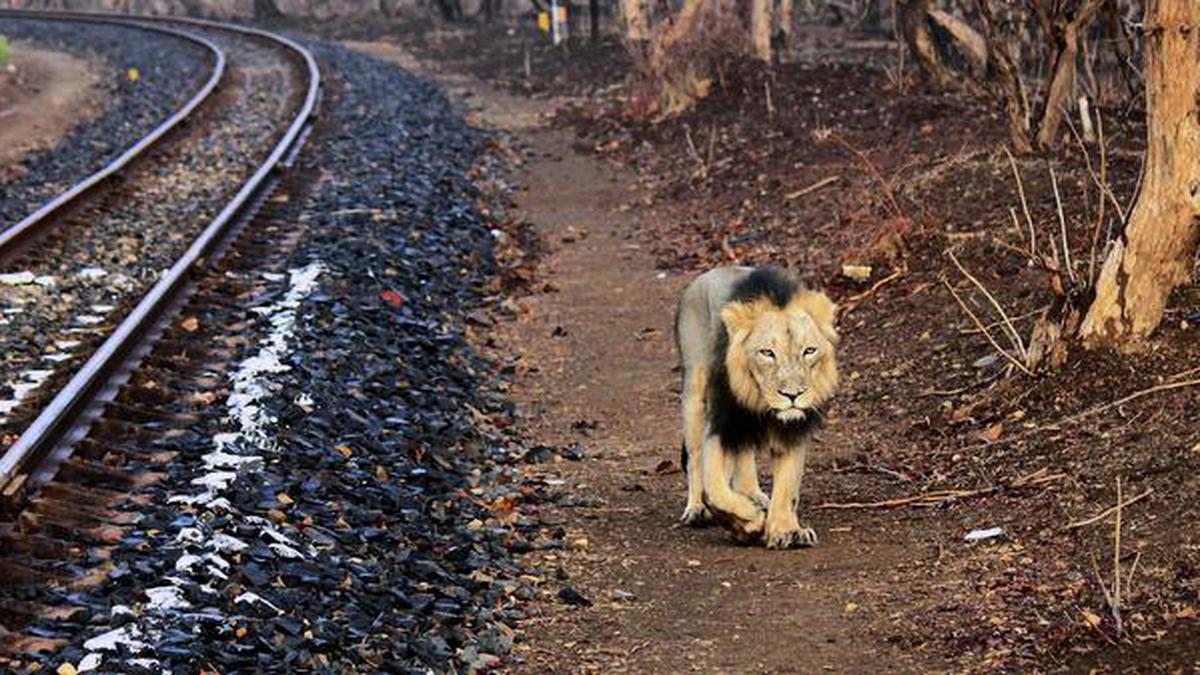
[747,491,770,511]
[727,508,767,545]
[765,526,818,550]
[680,503,714,527]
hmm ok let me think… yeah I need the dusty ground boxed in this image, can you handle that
[0,43,100,169]
[349,40,935,673]
[491,123,939,675]
[354,25,1200,673]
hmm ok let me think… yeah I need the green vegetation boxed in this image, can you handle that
[0,36,10,67]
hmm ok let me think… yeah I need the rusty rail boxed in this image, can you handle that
[0,11,322,506]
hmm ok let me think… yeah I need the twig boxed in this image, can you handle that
[1090,552,1116,631]
[839,268,904,318]
[832,462,913,482]
[765,80,775,122]
[943,278,1032,376]
[1112,477,1124,633]
[1009,207,1025,244]
[683,125,707,180]
[1168,365,1200,382]
[818,468,1064,509]
[829,132,902,218]
[1003,146,1036,257]
[963,374,1200,452]
[1066,108,1118,286]
[1049,167,1077,286]
[784,175,840,201]
[946,250,1031,368]
[1066,487,1152,530]
[1125,550,1142,598]
[959,306,1046,335]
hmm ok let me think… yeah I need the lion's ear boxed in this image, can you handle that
[720,300,764,337]
[790,290,839,345]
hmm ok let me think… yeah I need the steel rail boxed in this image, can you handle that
[0,11,322,503]
[0,11,227,263]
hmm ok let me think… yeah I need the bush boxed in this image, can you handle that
[626,4,748,118]
[0,37,10,68]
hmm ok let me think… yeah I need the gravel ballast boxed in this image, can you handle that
[13,40,563,674]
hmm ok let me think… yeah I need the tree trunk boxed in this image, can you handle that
[589,0,600,40]
[750,0,772,62]
[621,0,649,41]
[1080,0,1200,345]
[775,0,795,61]
[898,0,952,87]
[976,0,1033,153]
[1034,0,1104,150]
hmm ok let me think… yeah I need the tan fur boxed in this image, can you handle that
[676,267,839,548]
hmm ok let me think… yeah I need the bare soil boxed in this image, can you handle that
[0,43,101,170]
[356,23,1200,673]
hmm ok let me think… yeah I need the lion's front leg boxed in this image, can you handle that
[731,450,769,510]
[700,434,766,539]
[764,443,817,550]
[680,367,711,526]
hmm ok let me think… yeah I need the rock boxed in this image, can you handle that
[558,586,592,607]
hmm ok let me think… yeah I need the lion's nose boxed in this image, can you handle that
[778,388,806,403]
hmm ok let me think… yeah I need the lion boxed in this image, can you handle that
[675,266,839,549]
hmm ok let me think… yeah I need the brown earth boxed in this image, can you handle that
[0,43,100,169]
[354,25,1200,674]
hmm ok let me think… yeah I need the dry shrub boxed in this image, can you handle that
[625,1,750,118]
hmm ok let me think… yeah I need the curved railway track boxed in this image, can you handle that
[0,15,226,264]
[0,11,321,660]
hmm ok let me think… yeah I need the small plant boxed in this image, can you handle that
[0,36,11,68]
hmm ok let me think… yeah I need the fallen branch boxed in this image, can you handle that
[1066,487,1152,530]
[818,468,1064,509]
[840,268,905,318]
[785,175,840,201]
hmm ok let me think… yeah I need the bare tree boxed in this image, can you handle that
[1030,0,1105,150]
[1080,0,1200,344]
[898,0,954,87]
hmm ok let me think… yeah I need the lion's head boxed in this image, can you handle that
[720,289,839,423]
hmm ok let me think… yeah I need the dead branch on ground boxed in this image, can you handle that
[818,467,1064,509]
[1066,486,1153,530]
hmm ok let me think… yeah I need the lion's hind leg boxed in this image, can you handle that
[764,442,817,550]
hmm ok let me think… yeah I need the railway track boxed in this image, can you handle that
[0,11,321,663]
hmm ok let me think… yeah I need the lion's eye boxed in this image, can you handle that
[803,347,818,357]
[758,349,776,360]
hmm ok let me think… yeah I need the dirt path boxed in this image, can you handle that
[348,40,941,673]
[0,44,100,168]
[497,132,949,675]
[495,127,922,673]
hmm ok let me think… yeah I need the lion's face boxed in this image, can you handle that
[720,291,839,422]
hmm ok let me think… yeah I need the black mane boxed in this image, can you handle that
[728,266,799,308]
[708,267,822,452]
